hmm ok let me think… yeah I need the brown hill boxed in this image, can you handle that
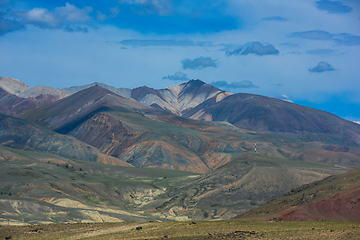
[184,93,360,145]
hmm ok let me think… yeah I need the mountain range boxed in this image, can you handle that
[0,76,359,224]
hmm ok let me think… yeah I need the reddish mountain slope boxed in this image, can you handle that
[280,186,360,221]
[238,166,360,221]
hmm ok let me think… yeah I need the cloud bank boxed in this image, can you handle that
[261,16,288,22]
[212,80,259,89]
[0,17,25,35]
[113,0,239,34]
[290,30,360,46]
[182,57,218,70]
[306,49,336,56]
[309,61,335,72]
[120,0,173,16]
[315,0,352,14]
[162,72,189,81]
[226,42,279,56]
[120,39,213,47]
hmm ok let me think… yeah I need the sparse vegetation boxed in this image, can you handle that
[0,221,359,239]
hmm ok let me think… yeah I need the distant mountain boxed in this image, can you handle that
[238,166,360,221]
[131,80,232,115]
[62,80,233,116]
[2,76,359,148]
[0,88,64,116]
[184,93,360,145]
[18,85,156,130]
[0,76,70,99]
[7,76,360,147]
[17,85,360,173]
[18,86,70,99]
[0,77,71,116]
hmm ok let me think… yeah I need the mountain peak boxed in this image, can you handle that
[183,79,206,87]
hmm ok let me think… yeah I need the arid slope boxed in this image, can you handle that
[151,153,345,220]
[238,166,360,221]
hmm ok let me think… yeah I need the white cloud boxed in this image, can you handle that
[309,61,335,73]
[54,3,92,23]
[212,80,259,89]
[120,0,173,15]
[162,72,189,81]
[21,8,58,28]
[182,57,218,70]
[12,3,93,31]
[226,42,279,56]
[110,6,120,17]
[315,0,352,14]
[97,11,107,22]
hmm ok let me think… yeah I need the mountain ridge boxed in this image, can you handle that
[184,92,360,145]
[12,80,360,173]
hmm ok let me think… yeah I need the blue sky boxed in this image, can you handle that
[0,0,359,121]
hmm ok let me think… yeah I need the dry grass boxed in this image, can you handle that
[1,220,359,239]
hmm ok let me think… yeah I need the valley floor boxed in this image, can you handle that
[0,220,359,239]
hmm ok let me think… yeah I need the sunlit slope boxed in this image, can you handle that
[0,146,200,225]
[150,153,345,220]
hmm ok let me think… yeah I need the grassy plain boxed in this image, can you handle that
[1,220,359,239]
